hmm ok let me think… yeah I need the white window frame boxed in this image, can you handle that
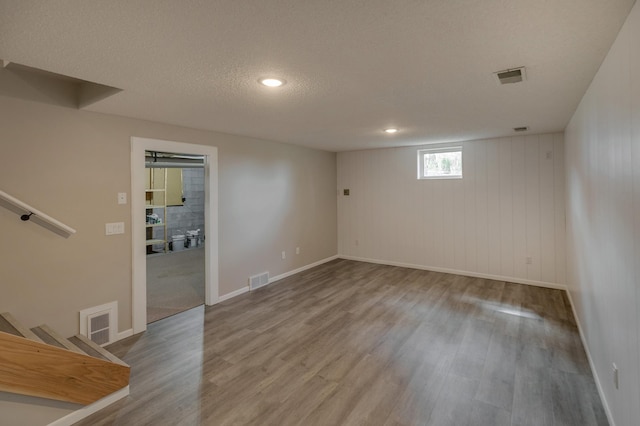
[417,145,463,179]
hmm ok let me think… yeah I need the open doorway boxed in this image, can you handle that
[145,152,205,323]
[131,137,218,335]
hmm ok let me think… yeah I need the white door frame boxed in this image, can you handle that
[131,136,219,334]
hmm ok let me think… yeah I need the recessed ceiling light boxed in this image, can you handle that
[384,128,399,134]
[259,78,285,87]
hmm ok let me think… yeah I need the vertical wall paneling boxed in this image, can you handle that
[511,136,528,280]
[631,9,640,422]
[499,139,515,278]
[463,142,478,272]
[564,2,640,424]
[475,141,489,274]
[552,134,566,284]
[486,139,502,276]
[524,135,542,282]
[453,158,466,271]
[538,134,556,285]
[337,133,565,288]
[442,178,456,269]
[433,169,446,267]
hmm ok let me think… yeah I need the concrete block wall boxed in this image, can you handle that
[166,168,205,244]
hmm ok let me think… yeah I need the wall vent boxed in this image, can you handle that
[513,126,529,132]
[79,301,117,346]
[495,67,526,84]
[249,272,270,290]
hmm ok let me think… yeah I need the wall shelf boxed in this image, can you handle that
[145,239,166,246]
[145,168,168,253]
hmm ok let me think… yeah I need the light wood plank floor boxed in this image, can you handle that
[76,259,607,426]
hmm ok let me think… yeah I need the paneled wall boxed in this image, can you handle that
[565,2,640,424]
[338,133,565,287]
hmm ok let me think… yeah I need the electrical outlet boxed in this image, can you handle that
[296,247,300,255]
[281,251,286,260]
[526,256,532,264]
[612,363,619,389]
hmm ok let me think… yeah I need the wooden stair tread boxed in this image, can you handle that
[0,315,19,336]
[31,325,85,355]
[68,335,128,367]
[0,312,43,343]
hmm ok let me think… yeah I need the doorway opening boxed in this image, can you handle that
[131,137,218,335]
[145,151,206,323]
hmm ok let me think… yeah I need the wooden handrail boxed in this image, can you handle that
[0,190,76,237]
[0,331,129,404]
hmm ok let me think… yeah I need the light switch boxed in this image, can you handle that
[106,222,125,235]
[118,192,127,204]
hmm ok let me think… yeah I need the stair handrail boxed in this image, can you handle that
[0,190,76,237]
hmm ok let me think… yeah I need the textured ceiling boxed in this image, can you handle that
[0,0,635,152]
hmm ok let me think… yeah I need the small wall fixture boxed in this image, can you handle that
[513,126,529,132]
[384,128,399,134]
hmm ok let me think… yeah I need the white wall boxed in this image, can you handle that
[565,2,640,425]
[338,133,566,287]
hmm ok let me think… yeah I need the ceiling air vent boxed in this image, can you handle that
[495,67,526,84]
[514,126,529,132]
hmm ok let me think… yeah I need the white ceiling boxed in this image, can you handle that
[0,0,635,152]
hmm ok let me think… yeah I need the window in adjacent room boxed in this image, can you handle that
[417,146,463,179]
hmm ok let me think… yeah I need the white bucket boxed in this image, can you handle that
[186,229,200,248]
[172,235,185,251]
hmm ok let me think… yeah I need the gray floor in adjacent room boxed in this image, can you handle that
[84,259,606,425]
[146,247,204,323]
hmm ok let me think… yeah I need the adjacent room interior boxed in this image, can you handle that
[1,1,639,425]
[145,151,206,323]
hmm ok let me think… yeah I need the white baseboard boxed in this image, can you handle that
[48,386,130,426]
[564,290,615,426]
[269,255,339,284]
[218,286,250,302]
[116,329,133,341]
[217,255,340,303]
[338,255,567,290]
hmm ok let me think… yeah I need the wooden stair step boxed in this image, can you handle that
[0,332,130,405]
[31,325,85,355]
[0,312,43,343]
[68,334,128,367]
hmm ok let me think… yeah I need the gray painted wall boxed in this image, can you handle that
[0,95,337,337]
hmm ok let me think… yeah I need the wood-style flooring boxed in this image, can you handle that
[76,259,607,426]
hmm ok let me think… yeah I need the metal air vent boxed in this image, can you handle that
[249,272,270,290]
[495,67,526,84]
[79,301,118,346]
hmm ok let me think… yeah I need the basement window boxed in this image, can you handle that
[417,146,463,179]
